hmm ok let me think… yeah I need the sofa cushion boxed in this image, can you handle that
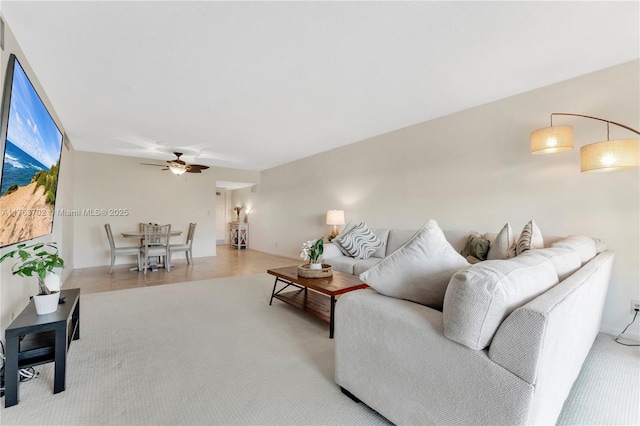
[336,222,383,259]
[370,229,390,258]
[325,256,358,275]
[385,229,420,256]
[443,253,559,350]
[516,220,544,255]
[551,235,597,264]
[593,238,607,253]
[526,247,581,281]
[487,223,516,260]
[442,229,475,253]
[353,257,384,276]
[359,220,470,310]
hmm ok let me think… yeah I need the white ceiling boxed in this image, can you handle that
[1,1,638,171]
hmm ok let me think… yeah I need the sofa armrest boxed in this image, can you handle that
[335,290,532,425]
[489,250,614,425]
[321,242,344,260]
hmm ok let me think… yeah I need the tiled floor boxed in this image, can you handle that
[64,245,297,294]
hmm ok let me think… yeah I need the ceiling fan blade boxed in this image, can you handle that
[143,152,208,174]
[187,164,210,171]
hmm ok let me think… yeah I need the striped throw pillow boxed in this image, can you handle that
[336,222,383,259]
[516,220,544,255]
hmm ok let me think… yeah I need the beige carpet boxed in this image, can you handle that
[1,273,638,425]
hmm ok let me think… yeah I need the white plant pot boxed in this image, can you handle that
[309,263,322,270]
[44,272,61,292]
[34,292,60,315]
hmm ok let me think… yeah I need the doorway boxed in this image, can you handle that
[215,191,227,245]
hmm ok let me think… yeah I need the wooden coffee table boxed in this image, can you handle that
[268,266,368,338]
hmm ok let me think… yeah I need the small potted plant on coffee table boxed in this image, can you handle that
[0,242,65,315]
[300,239,324,269]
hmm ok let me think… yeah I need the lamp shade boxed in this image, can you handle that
[326,210,345,226]
[580,139,640,173]
[530,125,573,154]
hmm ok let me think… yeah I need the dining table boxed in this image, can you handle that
[121,230,183,239]
[121,229,183,271]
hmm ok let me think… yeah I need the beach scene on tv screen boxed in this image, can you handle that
[0,58,63,247]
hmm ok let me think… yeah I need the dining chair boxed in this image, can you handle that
[104,224,142,273]
[169,222,197,266]
[140,223,171,274]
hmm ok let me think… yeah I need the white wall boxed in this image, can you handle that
[246,60,640,339]
[0,17,75,332]
[71,151,262,268]
[72,151,218,268]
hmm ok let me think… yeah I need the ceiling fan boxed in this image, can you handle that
[141,152,210,175]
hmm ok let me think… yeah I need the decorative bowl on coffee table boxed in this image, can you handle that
[298,263,333,278]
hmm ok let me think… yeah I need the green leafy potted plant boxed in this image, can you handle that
[300,239,324,269]
[0,242,65,314]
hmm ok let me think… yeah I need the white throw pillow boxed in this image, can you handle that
[359,220,470,310]
[516,220,544,255]
[336,222,383,260]
[487,223,516,260]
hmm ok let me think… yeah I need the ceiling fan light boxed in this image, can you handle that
[169,164,187,175]
[530,125,573,154]
[580,138,640,173]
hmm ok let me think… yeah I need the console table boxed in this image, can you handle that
[229,222,248,249]
[4,288,80,407]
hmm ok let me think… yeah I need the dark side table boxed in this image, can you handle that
[4,288,80,407]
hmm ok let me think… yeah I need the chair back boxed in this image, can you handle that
[186,223,197,247]
[142,223,171,248]
[105,224,116,249]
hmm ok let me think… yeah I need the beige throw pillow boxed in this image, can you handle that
[487,223,516,260]
[359,220,470,310]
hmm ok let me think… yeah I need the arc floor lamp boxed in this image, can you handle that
[530,113,640,173]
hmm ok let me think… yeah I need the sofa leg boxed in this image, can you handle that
[340,387,360,403]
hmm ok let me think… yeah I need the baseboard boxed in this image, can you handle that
[601,325,640,342]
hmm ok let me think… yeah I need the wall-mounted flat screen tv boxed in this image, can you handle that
[0,54,64,248]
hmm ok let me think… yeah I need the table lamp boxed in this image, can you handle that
[326,210,345,241]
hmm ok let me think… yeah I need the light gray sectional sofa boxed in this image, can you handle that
[328,222,613,425]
